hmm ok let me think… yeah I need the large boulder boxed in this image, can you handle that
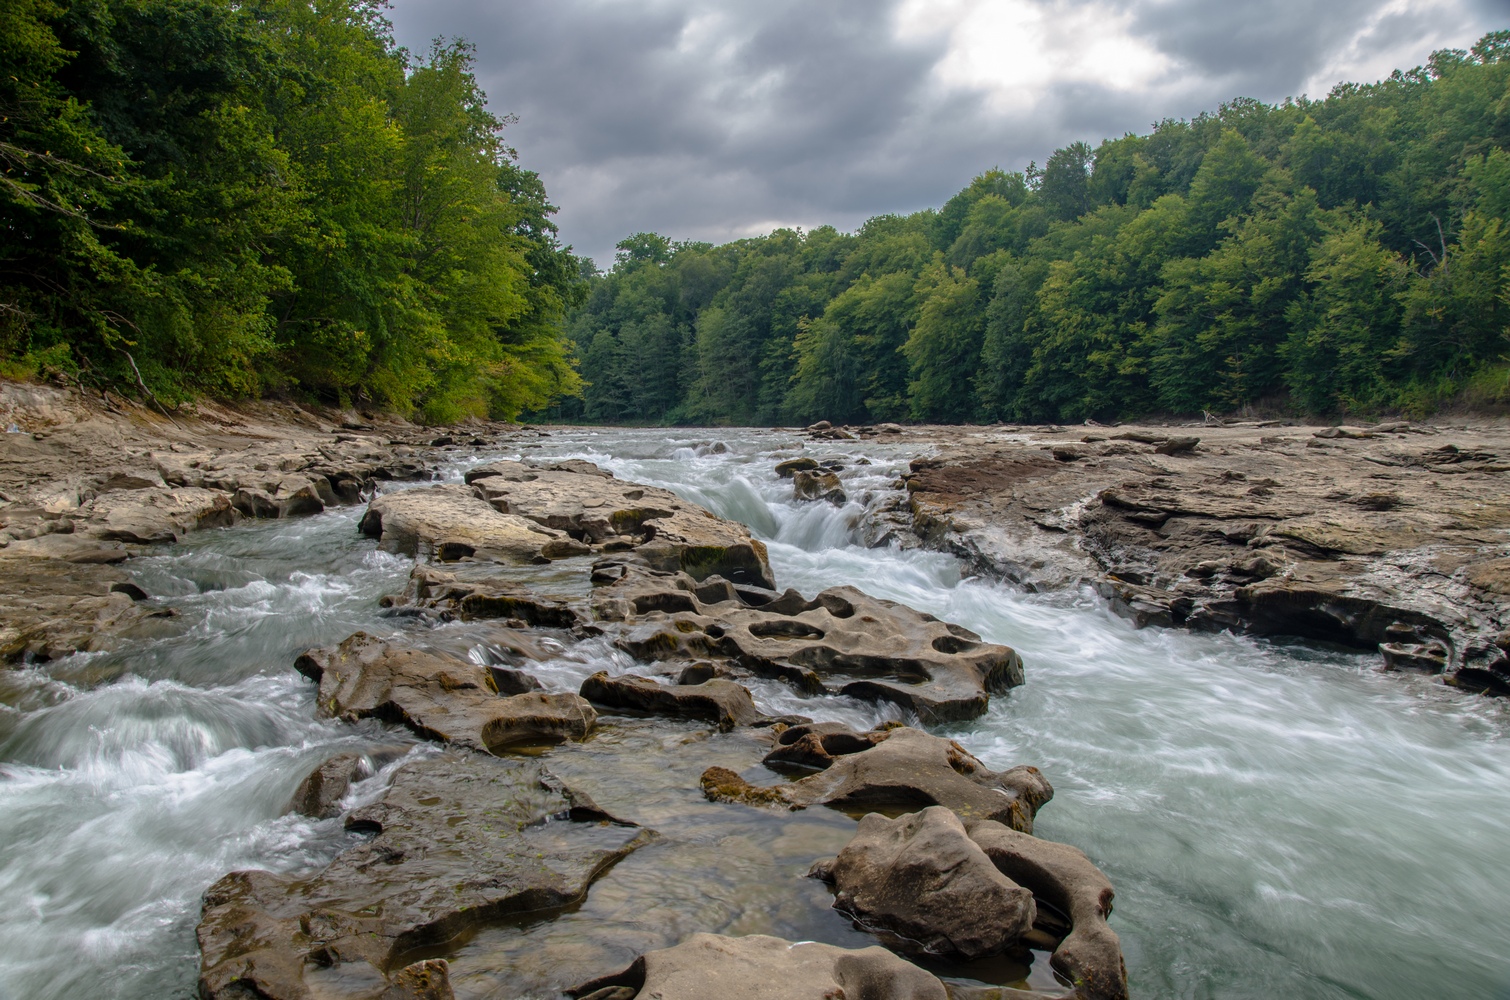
[809,806,1036,960]
[579,671,762,731]
[702,725,1052,833]
[294,632,596,752]
[968,820,1129,1000]
[597,565,1023,722]
[198,754,650,1000]
[465,460,775,588]
[569,932,947,1000]
[358,483,564,562]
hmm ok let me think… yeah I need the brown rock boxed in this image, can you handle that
[967,820,1129,1000]
[569,932,947,1000]
[703,725,1052,833]
[579,671,761,731]
[792,468,846,505]
[809,806,1036,960]
[774,457,819,478]
[294,633,596,752]
[358,484,561,562]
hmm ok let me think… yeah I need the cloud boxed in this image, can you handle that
[386,0,1505,266]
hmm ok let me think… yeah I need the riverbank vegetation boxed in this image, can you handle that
[0,0,583,421]
[564,32,1510,425]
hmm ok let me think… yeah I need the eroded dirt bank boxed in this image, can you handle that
[841,418,1510,695]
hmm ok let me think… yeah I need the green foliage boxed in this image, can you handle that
[0,0,584,421]
[566,32,1510,424]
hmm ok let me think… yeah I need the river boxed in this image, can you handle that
[0,427,1506,1000]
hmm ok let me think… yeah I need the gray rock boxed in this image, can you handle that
[809,806,1035,960]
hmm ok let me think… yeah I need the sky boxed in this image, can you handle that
[386,0,1508,268]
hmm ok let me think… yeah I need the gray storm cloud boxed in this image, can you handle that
[386,0,1506,267]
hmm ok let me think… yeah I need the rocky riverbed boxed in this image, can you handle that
[3,383,1510,1000]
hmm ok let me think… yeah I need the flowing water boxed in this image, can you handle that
[1,428,1508,1000]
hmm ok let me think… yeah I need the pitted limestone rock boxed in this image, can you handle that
[294,632,595,752]
[967,820,1129,1000]
[702,725,1052,833]
[198,753,650,1000]
[808,806,1036,960]
[593,564,1023,722]
[579,670,762,731]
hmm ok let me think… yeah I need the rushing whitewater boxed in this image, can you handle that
[1,428,1507,1000]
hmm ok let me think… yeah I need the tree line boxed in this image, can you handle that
[1,0,583,422]
[559,32,1510,425]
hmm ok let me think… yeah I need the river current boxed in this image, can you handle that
[0,427,1506,1000]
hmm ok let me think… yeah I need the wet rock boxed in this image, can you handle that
[81,486,237,543]
[809,806,1036,960]
[775,457,819,478]
[569,932,946,1000]
[967,820,1129,1000]
[466,462,775,588]
[793,469,846,505]
[489,665,545,695]
[359,484,562,562]
[598,567,1023,722]
[702,725,1052,833]
[580,671,761,731]
[290,752,368,819]
[198,754,650,1000]
[294,633,596,751]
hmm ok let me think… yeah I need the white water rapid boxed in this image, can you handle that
[1,427,1507,1000]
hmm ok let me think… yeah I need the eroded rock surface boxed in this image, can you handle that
[465,459,776,587]
[968,820,1129,1000]
[198,753,650,1000]
[294,632,596,751]
[570,932,947,1000]
[808,806,1035,960]
[580,671,762,731]
[702,725,1052,832]
[596,565,1023,722]
[359,483,565,562]
[885,421,1510,689]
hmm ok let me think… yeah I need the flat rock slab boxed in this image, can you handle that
[580,671,762,731]
[702,725,1052,833]
[80,485,238,543]
[809,806,1035,961]
[359,483,564,562]
[599,566,1023,722]
[295,632,596,752]
[465,460,775,588]
[571,932,947,1000]
[198,753,651,1000]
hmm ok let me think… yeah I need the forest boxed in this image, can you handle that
[0,0,583,422]
[4,7,1509,426]
[562,31,1510,425]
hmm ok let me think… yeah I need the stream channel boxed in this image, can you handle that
[1,428,1508,1000]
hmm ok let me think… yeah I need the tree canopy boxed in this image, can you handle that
[0,0,584,421]
[559,32,1510,424]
